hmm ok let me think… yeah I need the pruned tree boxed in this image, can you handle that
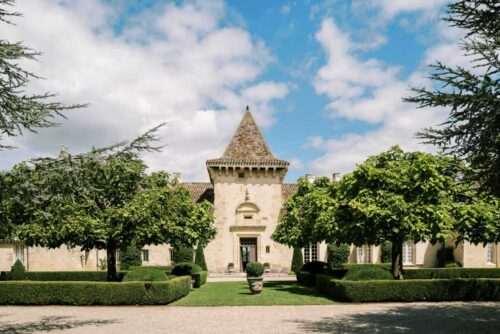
[405,0,500,196]
[0,0,83,149]
[2,125,216,280]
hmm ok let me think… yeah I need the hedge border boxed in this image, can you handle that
[0,276,191,305]
[315,274,500,302]
[404,268,500,279]
[0,271,127,281]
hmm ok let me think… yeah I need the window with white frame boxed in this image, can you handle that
[356,245,371,264]
[142,249,150,263]
[402,241,415,265]
[14,244,24,264]
[303,243,318,263]
[486,243,495,264]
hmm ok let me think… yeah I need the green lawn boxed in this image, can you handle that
[173,281,334,306]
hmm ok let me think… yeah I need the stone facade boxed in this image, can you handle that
[1,110,499,272]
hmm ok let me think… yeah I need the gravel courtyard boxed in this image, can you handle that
[1,302,499,334]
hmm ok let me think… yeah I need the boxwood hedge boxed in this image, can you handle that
[315,274,500,302]
[0,271,126,281]
[404,268,500,279]
[0,276,191,305]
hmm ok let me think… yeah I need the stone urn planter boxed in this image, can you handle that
[245,262,265,294]
[247,277,264,294]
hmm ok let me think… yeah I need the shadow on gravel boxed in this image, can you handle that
[293,303,500,334]
[0,315,117,334]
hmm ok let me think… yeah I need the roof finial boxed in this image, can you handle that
[245,105,250,112]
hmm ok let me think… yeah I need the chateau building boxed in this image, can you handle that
[0,110,498,272]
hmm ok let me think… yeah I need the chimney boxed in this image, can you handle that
[331,173,340,182]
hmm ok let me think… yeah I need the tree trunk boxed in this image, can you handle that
[106,243,117,282]
[391,240,404,280]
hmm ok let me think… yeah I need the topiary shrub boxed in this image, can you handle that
[10,260,26,280]
[301,261,328,274]
[245,262,264,278]
[120,243,142,270]
[327,243,350,269]
[291,247,304,274]
[381,241,392,263]
[123,267,169,282]
[194,245,207,271]
[171,262,201,276]
[172,246,194,263]
[343,264,393,281]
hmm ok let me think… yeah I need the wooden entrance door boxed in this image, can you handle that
[240,238,257,271]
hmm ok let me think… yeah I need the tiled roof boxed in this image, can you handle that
[181,182,214,203]
[223,110,275,160]
[206,108,289,168]
[282,183,298,201]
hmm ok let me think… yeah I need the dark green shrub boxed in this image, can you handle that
[172,246,194,263]
[291,247,304,274]
[120,243,142,270]
[171,262,201,276]
[297,271,316,287]
[10,260,26,280]
[437,246,455,267]
[123,268,169,282]
[301,261,328,274]
[246,262,264,277]
[0,276,191,305]
[343,264,393,281]
[315,275,500,302]
[404,268,500,279]
[327,244,350,269]
[192,271,208,288]
[195,245,208,271]
[445,262,461,268]
[381,241,392,263]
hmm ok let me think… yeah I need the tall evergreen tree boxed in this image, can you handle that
[406,0,500,196]
[291,247,304,274]
[194,244,207,271]
[0,0,82,149]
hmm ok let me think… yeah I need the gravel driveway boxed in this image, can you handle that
[1,302,499,334]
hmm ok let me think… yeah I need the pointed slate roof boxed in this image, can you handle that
[206,107,289,168]
[222,110,275,160]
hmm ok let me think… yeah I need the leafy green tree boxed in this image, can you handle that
[327,243,350,269]
[3,127,216,281]
[335,146,467,279]
[194,244,207,271]
[120,242,142,270]
[0,0,82,149]
[291,247,303,274]
[173,246,194,263]
[406,0,500,196]
[273,177,338,248]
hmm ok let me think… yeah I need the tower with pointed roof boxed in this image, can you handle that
[201,107,294,273]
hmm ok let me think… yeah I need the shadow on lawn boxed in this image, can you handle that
[292,303,500,334]
[264,281,326,297]
[0,315,117,334]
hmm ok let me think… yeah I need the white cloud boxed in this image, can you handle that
[309,17,457,176]
[1,0,289,180]
[365,0,449,20]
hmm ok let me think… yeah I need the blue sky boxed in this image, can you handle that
[2,0,460,182]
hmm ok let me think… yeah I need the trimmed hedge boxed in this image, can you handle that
[315,274,500,302]
[171,262,201,276]
[192,271,208,288]
[123,268,169,282]
[0,271,126,282]
[297,271,316,287]
[404,268,500,280]
[0,276,191,305]
[342,264,393,281]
